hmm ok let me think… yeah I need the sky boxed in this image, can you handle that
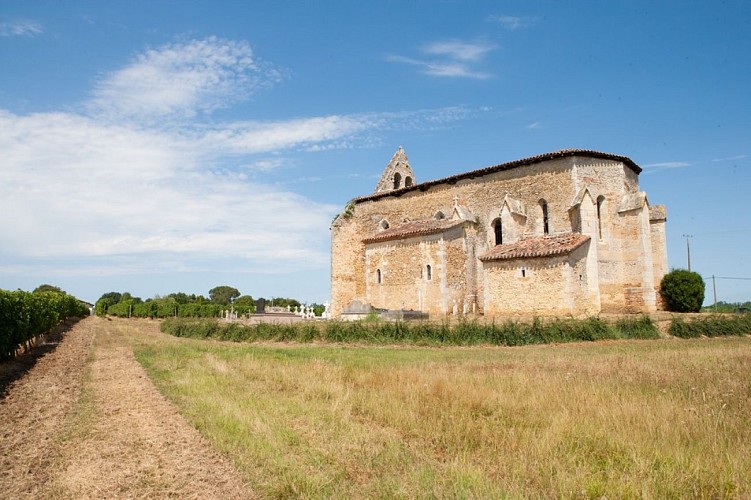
[1,0,749,305]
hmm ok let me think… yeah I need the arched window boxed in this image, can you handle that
[376,269,382,284]
[493,219,503,245]
[405,176,413,187]
[596,195,605,240]
[434,210,445,220]
[393,172,402,189]
[540,199,550,235]
[426,264,432,281]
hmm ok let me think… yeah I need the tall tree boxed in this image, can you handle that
[97,291,122,304]
[209,286,240,306]
[33,284,64,294]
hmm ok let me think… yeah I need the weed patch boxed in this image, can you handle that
[670,314,751,338]
[160,315,660,346]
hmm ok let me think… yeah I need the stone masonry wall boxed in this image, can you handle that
[482,243,592,317]
[331,154,665,318]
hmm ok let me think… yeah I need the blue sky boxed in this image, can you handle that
[1,1,749,305]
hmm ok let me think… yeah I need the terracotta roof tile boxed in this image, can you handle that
[364,218,465,244]
[479,233,590,262]
[356,149,641,204]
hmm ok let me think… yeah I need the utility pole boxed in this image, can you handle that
[712,275,717,313]
[682,234,693,272]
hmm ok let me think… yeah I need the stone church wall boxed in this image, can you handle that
[331,151,667,318]
[363,225,471,316]
[482,243,592,317]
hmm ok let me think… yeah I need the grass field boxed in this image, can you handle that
[133,329,751,498]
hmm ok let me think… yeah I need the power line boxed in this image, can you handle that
[700,276,751,281]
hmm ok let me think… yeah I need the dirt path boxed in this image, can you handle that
[0,317,254,499]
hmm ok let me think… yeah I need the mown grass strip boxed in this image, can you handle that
[132,326,751,498]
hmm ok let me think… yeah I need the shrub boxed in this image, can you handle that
[615,315,660,339]
[670,314,751,338]
[159,316,663,347]
[660,269,705,313]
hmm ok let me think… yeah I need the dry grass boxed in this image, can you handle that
[133,327,751,498]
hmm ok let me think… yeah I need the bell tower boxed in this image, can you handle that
[374,146,416,193]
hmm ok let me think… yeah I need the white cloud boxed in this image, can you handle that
[525,121,542,130]
[490,15,533,30]
[642,161,691,171]
[89,37,282,121]
[242,158,289,172]
[387,40,497,79]
[422,40,496,62]
[711,154,747,162]
[0,20,43,37]
[387,55,491,79]
[0,109,338,272]
[198,115,373,153]
[0,37,479,282]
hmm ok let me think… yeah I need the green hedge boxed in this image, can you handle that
[101,301,255,319]
[160,315,660,346]
[669,313,751,338]
[0,290,89,360]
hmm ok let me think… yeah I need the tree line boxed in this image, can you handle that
[95,286,324,318]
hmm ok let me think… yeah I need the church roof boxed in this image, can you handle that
[356,149,642,204]
[478,233,591,262]
[363,218,466,244]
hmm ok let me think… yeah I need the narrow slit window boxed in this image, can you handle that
[540,200,550,235]
[426,264,432,281]
[596,196,605,240]
[376,269,382,284]
[493,219,503,245]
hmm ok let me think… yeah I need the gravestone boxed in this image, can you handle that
[256,298,266,314]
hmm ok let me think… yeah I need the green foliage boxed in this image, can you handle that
[95,291,124,316]
[258,297,301,309]
[702,301,751,313]
[159,316,660,346]
[104,298,225,319]
[669,313,751,338]
[660,269,705,313]
[0,289,89,360]
[233,295,255,309]
[614,315,661,339]
[332,199,357,223]
[209,285,240,305]
[33,284,64,294]
[96,288,318,319]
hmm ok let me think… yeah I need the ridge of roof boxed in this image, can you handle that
[478,233,591,262]
[363,218,466,244]
[355,149,641,204]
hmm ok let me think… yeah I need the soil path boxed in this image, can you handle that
[0,317,254,499]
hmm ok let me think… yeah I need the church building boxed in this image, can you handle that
[330,148,668,318]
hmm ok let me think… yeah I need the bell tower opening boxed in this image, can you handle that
[374,146,416,194]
